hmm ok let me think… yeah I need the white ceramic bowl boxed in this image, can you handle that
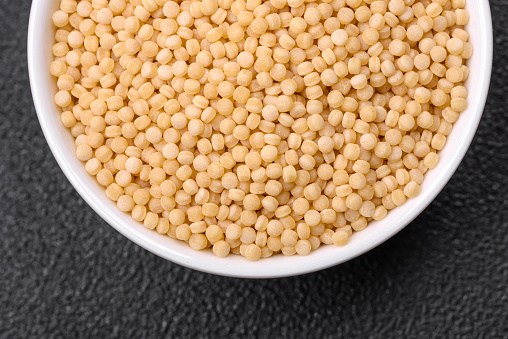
[28,0,493,278]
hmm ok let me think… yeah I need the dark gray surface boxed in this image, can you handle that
[1,0,507,338]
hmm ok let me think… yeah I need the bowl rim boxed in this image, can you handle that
[28,0,493,279]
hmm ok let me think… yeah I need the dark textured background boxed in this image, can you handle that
[1,0,507,338]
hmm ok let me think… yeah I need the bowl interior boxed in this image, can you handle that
[28,0,492,278]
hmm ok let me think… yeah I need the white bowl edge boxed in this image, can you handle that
[28,0,493,279]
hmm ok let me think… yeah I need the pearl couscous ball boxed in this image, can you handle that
[51,0,471,261]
